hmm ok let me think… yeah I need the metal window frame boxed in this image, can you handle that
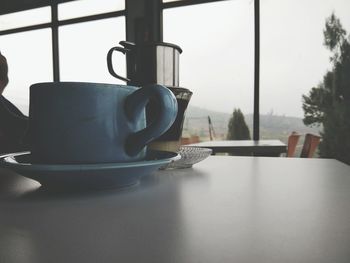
[0,3,126,82]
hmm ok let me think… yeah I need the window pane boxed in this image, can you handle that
[163,0,185,2]
[164,0,254,140]
[0,29,53,115]
[0,7,51,31]
[260,0,350,151]
[58,0,125,21]
[59,17,126,84]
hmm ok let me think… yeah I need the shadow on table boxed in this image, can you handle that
[0,169,141,202]
[0,166,209,203]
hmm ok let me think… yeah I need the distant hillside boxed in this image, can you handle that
[183,105,321,144]
[245,113,321,143]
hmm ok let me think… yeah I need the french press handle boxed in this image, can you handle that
[107,46,131,82]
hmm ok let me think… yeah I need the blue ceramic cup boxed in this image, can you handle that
[28,82,177,164]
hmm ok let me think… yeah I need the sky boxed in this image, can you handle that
[164,0,350,118]
[1,0,350,118]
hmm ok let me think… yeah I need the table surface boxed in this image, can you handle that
[190,139,287,155]
[1,156,350,263]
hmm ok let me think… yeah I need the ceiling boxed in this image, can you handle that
[0,0,75,15]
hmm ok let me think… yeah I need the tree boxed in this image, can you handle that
[227,108,251,140]
[302,13,350,164]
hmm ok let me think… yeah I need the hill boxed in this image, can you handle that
[183,105,321,144]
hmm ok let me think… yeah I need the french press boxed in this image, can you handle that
[107,41,182,87]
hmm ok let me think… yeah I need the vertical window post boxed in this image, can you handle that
[126,0,162,44]
[51,3,60,81]
[253,0,260,140]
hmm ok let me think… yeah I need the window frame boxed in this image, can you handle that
[0,2,126,82]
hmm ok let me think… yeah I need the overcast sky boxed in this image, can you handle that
[164,0,350,117]
[1,0,350,118]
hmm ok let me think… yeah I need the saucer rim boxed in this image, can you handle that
[0,150,180,172]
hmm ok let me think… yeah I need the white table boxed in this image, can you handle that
[190,139,287,156]
[0,156,349,263]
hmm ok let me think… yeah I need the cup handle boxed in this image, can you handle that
[107,46,130,82]
[124,84,178,156]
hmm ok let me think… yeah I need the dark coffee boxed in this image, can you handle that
[157,98,190,140]
[148,87,192,142]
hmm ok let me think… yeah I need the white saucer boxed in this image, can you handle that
[0,151,180,189]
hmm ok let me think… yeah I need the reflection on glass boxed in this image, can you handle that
[164,0,254,140]
[58,0,125,20]
[0,7,51,31]
[59,17,126,84]
[0,29,53,115]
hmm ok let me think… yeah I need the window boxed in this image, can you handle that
[58,0,125,21]
[163,0,254,140]
[0,7,50,31]
[0,2,126,115]
[163,0,185,2]
[59,17,126,84]
[1,29,53,115]
[260,0,350,149]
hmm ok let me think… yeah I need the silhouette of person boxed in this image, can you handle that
[0,51,29,153]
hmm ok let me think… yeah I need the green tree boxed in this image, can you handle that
[227,108,251,140]
[302,13,350,164]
